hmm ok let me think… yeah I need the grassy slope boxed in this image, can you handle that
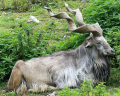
[0,1,120,96]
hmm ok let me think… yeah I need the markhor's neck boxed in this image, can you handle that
[75,45,110,82]
[74,45,110,67]
[75,46,99,58]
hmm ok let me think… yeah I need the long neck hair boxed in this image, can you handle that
[74,36,110,83]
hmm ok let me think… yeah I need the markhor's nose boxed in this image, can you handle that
[111,50,115,53]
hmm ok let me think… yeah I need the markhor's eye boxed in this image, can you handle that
[96,42,101,44]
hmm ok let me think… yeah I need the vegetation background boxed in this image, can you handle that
[0,0,120,95]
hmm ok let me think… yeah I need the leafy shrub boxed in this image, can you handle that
[0,31,17,81]
[106,27,120,87]
[1,91,16,96]
[48,33,89,54]
[0,0,42,11]
[0,22,48,81]
[0,0,30,11]
[83,0,120,29]
[107,27,120,67]
[107,68,120,87]
[11,0,31,11]
[0,0,66,11]
[56,80,109,96]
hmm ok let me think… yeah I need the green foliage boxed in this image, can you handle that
[83,0,120,29]
[113,88,120,96]
[0,31,17,80]
[106,27,120,67]
[0,0,71,12]
[107,68,120,87]
[57,80,109,96]
[0,0,30,11]
[11,0,31,11]
[0,22,48,81]
[0,0,46,11]
[48,33,89,54]
[1,91,16,96]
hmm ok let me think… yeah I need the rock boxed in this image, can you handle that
[27,16,40,24]
[46,91,56,96]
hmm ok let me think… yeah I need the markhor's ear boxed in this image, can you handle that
[85,42,93,48]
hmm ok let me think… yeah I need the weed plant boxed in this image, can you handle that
[56,80,118,96]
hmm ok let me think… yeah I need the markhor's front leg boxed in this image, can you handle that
[27,84,59,93]
[28,84,48,93]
